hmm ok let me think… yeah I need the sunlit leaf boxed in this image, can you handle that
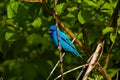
[66,13,75,18]
[110,33,116,43]
[5,32,14,40]
[102,27,114,35]
[57,3,65,15]
[22,0,43,3]
[108,69,119,78]
[118,29,120,34]
[78,10,90,24]
[67,7,78,12]
[84,0,97,7]
[78,11,86,24]
[7,0,19,18]
[102,3,113,15]
[31,17,42,28]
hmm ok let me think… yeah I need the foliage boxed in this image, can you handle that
[0,0,120,80]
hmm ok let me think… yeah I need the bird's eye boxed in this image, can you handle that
[49,30,55,31]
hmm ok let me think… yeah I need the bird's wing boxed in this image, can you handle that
[59,31,76,49]
[58,30,82,58]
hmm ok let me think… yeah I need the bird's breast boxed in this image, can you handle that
[50,34,58,47]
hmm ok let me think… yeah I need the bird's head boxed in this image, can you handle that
[48,25,57,34]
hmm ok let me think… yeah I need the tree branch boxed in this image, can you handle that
[96,63,111,80]
[47,38,79,80]
[104,0,120,69]
[54,64,88,80]
[54,0,64,80]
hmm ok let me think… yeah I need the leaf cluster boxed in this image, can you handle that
[0,0,120,80]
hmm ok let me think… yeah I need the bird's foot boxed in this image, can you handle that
[57,46,62,51]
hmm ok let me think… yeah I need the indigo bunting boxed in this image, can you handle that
[48,25,82,58]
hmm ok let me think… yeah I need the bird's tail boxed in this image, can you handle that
[74,50,83,59]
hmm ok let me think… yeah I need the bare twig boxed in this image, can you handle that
[97,41,104,62]
[76,54,93,80]
[96,63,111,80]
[104,25,119,69]
[76,41,104,80]
[54,64,89,80]
[104,0,120,69]
[82,41,105,80]
[54,0,64,80]
[116,71,119,80]
[47,38,77,80]
[47,60,60,80]
[0,77,4,80]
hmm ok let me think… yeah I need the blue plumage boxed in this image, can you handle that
[48,25,82,58]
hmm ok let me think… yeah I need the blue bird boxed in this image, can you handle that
[48,25,82,58]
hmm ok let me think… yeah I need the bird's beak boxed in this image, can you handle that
[48,30,52,34]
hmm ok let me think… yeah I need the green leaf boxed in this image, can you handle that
[110,33,116,43]
[66,13,75,18]
[7,0,19,18]
[77,33,83,39]
[0,26,7,53]
[118,29,120,34]
[78,10,90,24]
[1,40,9,55]
[26,33,42,47]
[84,0,97,7]
[102,3,113,15]
[108,69,119,78]
[102,27,114,35]
[72,0,81,3]
[22,63,37,80]
[78,11,86,24]
[67,7,78,12]
[11,38,26,54]
[5,32,14,40]
[57,3,65,15]
[31,17,42,28]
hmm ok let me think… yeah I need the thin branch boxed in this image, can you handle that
[47,38,77,80]
[97,41,104,62]
[54,0,64,80]
[107,0,120,27]
[116,71,119,80]
[76,54,93,80]
[0,77,4,80]
[59,52,64,80]
[76,40,104,80]
[82,41,105,80]
[96,63,111,80]
[54,64,89,80]
[83,41,104,80]
[47,60,60,80]
[104,0,120,69]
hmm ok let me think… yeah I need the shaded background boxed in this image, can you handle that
[0,0,120,80]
